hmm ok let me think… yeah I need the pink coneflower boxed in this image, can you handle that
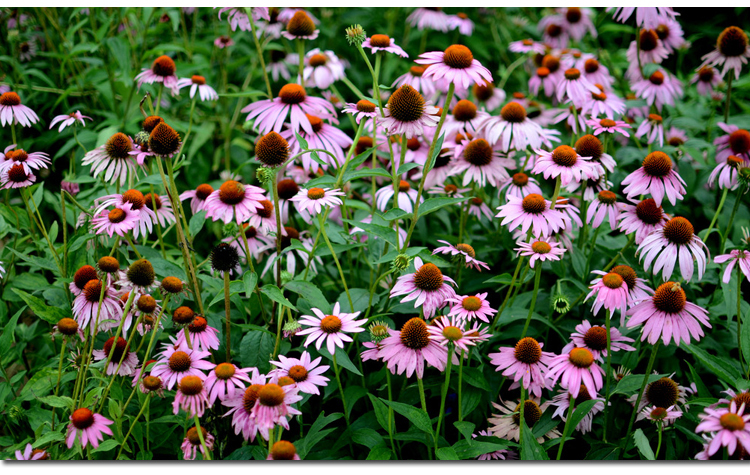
[539,16,569,49]
[13,443,48,460]
[222,370,267,441]
[378,317,448,378]
[244,199,277,233]
[406,7,451,32]
[342,99,378,124]
[583,88,626,119]
[375,180,421,213]
[642,405,683,425]
[472,80,506,111]
[627,281,711,346]
[216,7,251,31]
[204,180,266,225]
[586,190,620,231]
[618,198,669,245]
[550,385,605,434]
[622,151,685,206]
[709,155,749,190]
[714,122,750,163]
[496,194,568,238]
[498,172,543,201]
[66,408,113,450]
[428,315,490,352]
[393,65,436,98]
[49,110,91,132]
[472,431,518,460]
[514,236,566,268]
[93,336,138,376]
[180,183,214,214]
[556,68,599,107]
[203,363,253,404]
[61,180,79,196]
[632,70,683,111]
[82,132,138,186]
[696,401,750,457]
[588,118,631,137]
[489,398,560,443]
[447,292,496,323]
[96,190,157,239]
[612,7,678,30]
[363,34,408,58]
[267,441,302,460]
[447,12,474,36]
[267,50,292,81]
[576,58,613,89]
[390,257,457,318]
[449,136,513,187]
[0,91,39,127]
[532,145,595,186]
[144,193,175,228]
[509,38,546,55]
[90,203,140,238]
[176,316,221,352]
[135,55,179,94]
[562,320,635,360]
[692,66,721,95]
[176,75,218,102]
[605,266,652,305]
[432,241,490,271]
[417,44,492,90]
[181,427,215,461]
[281,11,319,40]
[251,383,303,440]
[214,35,234,49]
[480,102,548,152]
[635,113,665,147]
[638,216,708,282]
[281,115,352,172]
[242,83,335,135]
[72,279,122,336]
[546,347,605,398]
[700,26,750,80]
[444,100,489,138]
[173,375,209,417]
[303,49,345,89]
[289,186,344,217]
[489,337,554,398]
[17,39,37,61]
[0,146,51,175]
[270,351,330,396]
[468,196,494,222]
[297,302,366,356]
[715,249,750,284]
[585,270,630,317]
[529,66,558,98]
[226,225,273,262]
[380,84,439,139]
[151,341,215,390]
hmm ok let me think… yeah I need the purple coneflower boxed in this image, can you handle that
[378,317,448,378]
[496,194,569,238]
[49,110,91,132]
[135,55,180,94]
[514,237,566,268]
[180,183,214,214]
[71,279,122,335]
[181,427,215,461]
[151,341,215,390]
[432,241,489,271]
[242,83,335,135]
[417,44,492,90]
[176,75,218,101]
[203,363,253,404]
[715,249,750,283]
[93,336,138,376]
[303,48,345,89]
[14,443,48,460]
[0,91,39,127]
[204,180,266,225]
[447,292,496,323]
[562,320,635,360]
[297,302,366,356]
[696,401,750,457]
[621,151,685,206]
[270,351,329,396]
[489,337,554,397]
[509,38,546,55]
[290,186,344,216]
[692,66,721,95]
[173,375,209,417]
[393,65,436,98]
[700,26,750,80]
[362,34,408,57]
[82,132,138,186]
[66,408,113,450]
[380,84,439,139]
[638,216,708,282]
[406,7,451,32]
[342,99,378,124]
[390,257,457,318]
[546,347,605,398]
[251,383,303,440]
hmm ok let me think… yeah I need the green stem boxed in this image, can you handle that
[154,84,163,115]
[126,295,170,410]
[603,309,612,442]
[385,369,397,457]
[124,233,143,259]
[224,271,232,361]
[24,188,64,275]
[725,73,733,123]
[556,395,576,460]
[520,264,542,338]
[702,187,728,242]
[297,39,305,87]
[116,396,150,459]
[622,340,660,453]
[332,353,350,425]
[720,189,743,253]
[655,423,663,460]
[11,122,18,145]
[491,254,526,331]
[738,264,746,374]
[318,213,353,309]
[246,10,272,99]
[237,226,266,320]
[417,376,434,459]
[458,349,465,421]
[193,415,212,460]
[99,313,144,414]
[549,176,562,209]
[435,345,454,448]
[51,337,67,431]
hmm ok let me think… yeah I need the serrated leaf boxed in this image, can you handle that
[436,446,459,460]
[238,330,275,373]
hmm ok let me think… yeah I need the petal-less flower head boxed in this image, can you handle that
[700,26,750,80]
[135,55,180,94]
[546,347,605,398]
[281,10,319,40]
[715,249,750,284]
[637,216,708,282]
[297,302,366,356]
[489,337,555,398]
[82,132,138,186]
[417,44,493,90]
[49,110,91,132]
[363,34,408,58]
[496,194,568,238]
[378,317,449,378]
[204,180,266,225]
[561,320,635,361]
[514,236,566,268]
[621,151,686,206]
[66,408,113,450]
[432,240,489,272]
[390,257,457,318]
[0,91,39,127]
[627,281,711,346]
[380,84,439,139]
[696,401,750,457]
[618,198,669,245]
[290,186,345,217]
[242,83,336,135]
[446,292,497,323]
[270,351,330,396]
[176,75,219,102]
[267,440,302,460]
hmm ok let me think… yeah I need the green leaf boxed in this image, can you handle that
[238,330,275,373]
[260,285,297,310]
[285,280,330,313]
[38,395,74,410]
[298,412,344,459]
[337,288,376,314]
[612,373,667,396]
[352,428,384,449]
[683,344,741,387]
[33,431,65,448]
[461,367,490,391]
[380,398,433,434]
[366,445,392,460]
[343,219,399,247]
[436,446,459,460]
[570,245,587,278]
[453,421,475,441]
[452,438,510,460]
[319,346,362,376]
[0,308,23,349]
[382,208,409,220]
[368,393,392,433]
[7,247,58,272]
[218,90,268,98]
[243,272,258,298]
[188,210,206,237]
[416,197,469,219]
[484,273,513,285]
[11,288,69,324]
[208,279,245,308]
[344,385,368,419]
[633,429,655,460]
[520,420,549,460]
[742,315,750,372]
[92,439,119,453]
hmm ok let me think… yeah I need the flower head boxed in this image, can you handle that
[297,302,366,356]
[66,408,113,450]
[378,317,449,378]
[390,257,457,317]
[489,337,555,397]
[0,91,39,127]
[637,216,708,282]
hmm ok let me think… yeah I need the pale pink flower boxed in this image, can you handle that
[546,347,605,398]
[621,151,685,206]
[433,240,489,271]
[695,401,750,457]
[692,66,721,95]
[631,69,683,111]
[715,249,750,284]
[176,316,221,352]
[489,337,554,397]
[393,65,436,97]
[562,320,635,360]
[151,340,215,390]
[290,186,344,216]
[447,292,496,323]
[699,26,750,80]
[173,375,209,417]
[427,316,489,353]
[49,110,91,132]
[92,336,138,376]
[81,133,138,186]
[179,183,214,214]
[479,102,550,152]
[509,39,546,55]
[618,198,669,245]
[66,408,113,450]
[556,68,599,107]
[532,144,596,186]
[0,91,39,127]
[242,83,335,135]
[362,34,408,57]
[550,387,605,434]
[222,369,267,441]
[496,194,569,238]
[204,180,266,225]
[297,302,366,356]
[13,443,48,460]
[406,8,451,32]
[251,383,303,440]
[586,189,621,230]
[90,203,140,238]
[612,7,678,30]
[638,216,708,282]
[417,45,493,90]
[135,55,179,94]
[181,428,215,461]
[270,351,329,396]
[303,48,345,89]
[203,363,253,404]
[71,279,122,336]
[390,257,457,318]
[449,136,514,187]
[447,13,474,36]
[176,75,218,102]
[380,84,439,139]
[378,317,448,378]
[514,237,566,268]
[642,405,683,425]
[498,172,543,200]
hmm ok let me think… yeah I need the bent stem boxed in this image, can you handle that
[193,415,212,460]
[655,422,663,460]
[622,340,661,453]
[556,395,576,460]
[520,264,542,338]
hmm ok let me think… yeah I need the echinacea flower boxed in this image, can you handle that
[342,99,378,124]
[618,198,669,245]
[447,292,497,323]
[378,317,449,378]
[432,241,489,271]
[479,102,548,152]
[151,340,215,390]
[82,132,138,186]
[180,184,214,214]
[242,83,335,135]
[562,320,636,361]
[49,110,91,132]
[281,10,319,41]
[582,88,626,119]
[427,315,489,352]
[550,386,605,434]
[375,180,422,213]
[204,180,266,225]
[621,151,686,206]
[0,146,51,176]
[95,189,157,239]
[488,398,560,443]
[406,7,451,32]
[447,12,474,36]
[380,84,439,139]
[638,216,708,282]
[222,370,267,441]
[449,136,514,187]
[612,7,678,30]
[202,363,253,404]
[625,30,670,81]
[529,66,558,98]
[297,302,366,356]
[281,116,352,172]
[577,57,613,88]
[72,279,122,335]
[497,193,568,238]
[214,35,234,49]
[471,431,517,460]
[514,237,566,268]
[267,440,302,460]
[692,66,721,95]
[290,186,345,216]
[176,316,221,352]
[489,337,554,397]
[696,401,750,457]
[90,202,140,238]
[176,75,218,101]
[390,257,457,318]
[393,65,436,98]
[631,69,683,111]
[173,375,209,417]
[509,38,546,55]
[251,383,303,440]
[135,55,180,94]
[417,44,493,90]
[362,34,408,58]
[303,48,345,89]
[269,351,329,395]
[714,123,750,163]
[715,249,750,284]
[13,443,48,460]
[556,68,599,107]
[627,281,711,346]
[181,427,215,461]
[709,154,749,190]
[642,405,683,425]
[700,26,750,80]
[634,113,666,147]
[0,91,39,127]
[498,172,543,201]
[92,336,138,376]
[532,144,596,186]
[66,408,113,450]
[546,347,605,398]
